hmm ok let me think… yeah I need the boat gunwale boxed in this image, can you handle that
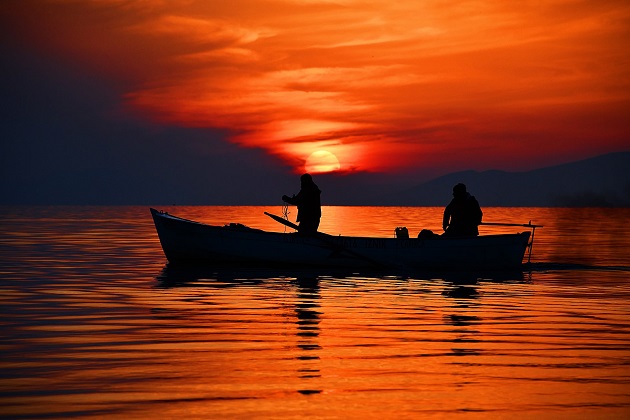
[150,208,531,241]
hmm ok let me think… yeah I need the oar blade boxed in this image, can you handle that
[264,212,300,230]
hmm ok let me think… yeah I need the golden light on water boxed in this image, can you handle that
[1,206,630,418]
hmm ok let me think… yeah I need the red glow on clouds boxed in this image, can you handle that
[4,0,629,174]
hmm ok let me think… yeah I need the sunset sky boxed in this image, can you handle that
[1,0,629,204]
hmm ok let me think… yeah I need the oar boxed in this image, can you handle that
[264,212,300,231]
[264,212,384,267]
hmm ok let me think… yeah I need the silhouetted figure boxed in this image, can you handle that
[282,174,321,234]
[443,183,482,236]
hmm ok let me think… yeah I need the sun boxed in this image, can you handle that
[305,150,341,173]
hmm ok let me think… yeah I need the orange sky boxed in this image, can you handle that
[3,0,629,175]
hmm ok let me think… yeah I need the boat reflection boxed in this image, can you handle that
[155,266,326,395]
[155,263,528,287]
[153,264,531,396]
[292,277,323,395]
[442,277,483,357]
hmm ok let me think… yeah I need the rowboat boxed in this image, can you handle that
[150,208,539,270]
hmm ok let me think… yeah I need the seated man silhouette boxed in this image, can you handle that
[442,183,483,236]
[282,174,322,234]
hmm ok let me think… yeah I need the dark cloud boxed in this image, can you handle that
[0,42,295,205]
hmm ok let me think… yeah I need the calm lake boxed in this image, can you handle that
[1,206,629,419]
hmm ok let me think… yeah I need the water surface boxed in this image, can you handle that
[1,206,629,419]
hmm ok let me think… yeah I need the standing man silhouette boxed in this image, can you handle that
[282,174,322,234]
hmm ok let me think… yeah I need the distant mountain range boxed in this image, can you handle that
[378,151,630,207]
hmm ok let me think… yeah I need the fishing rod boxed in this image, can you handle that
[481,222,543,228]
[480,221,543,263]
